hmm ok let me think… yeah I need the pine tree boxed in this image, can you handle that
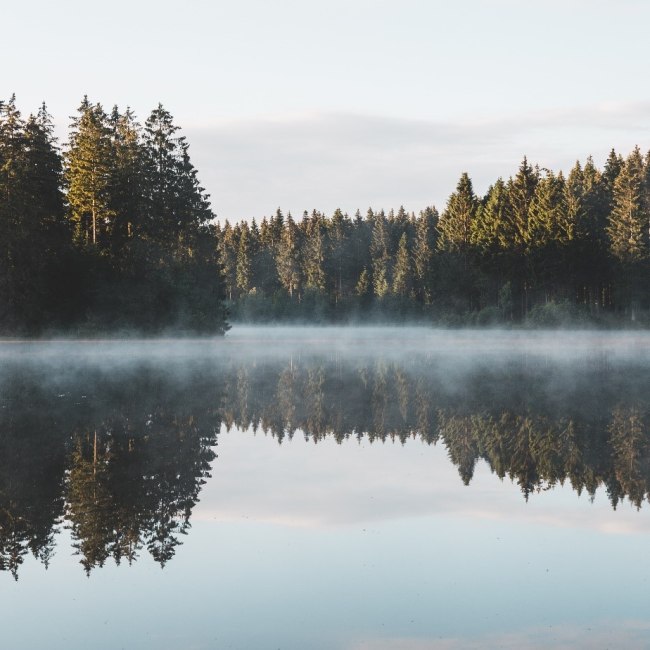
[0,96,28,328]
[303,211,326,292]
[276,212,302,299]
[108,106,142,250]
[370,210,391,298]
[355,267,371,298]
[528,171,568,247]
[236,222,252,295]
[20,104,69,326]
[505,157,539,250]
[392,233,413,296]
[326,208,352,301]
[603,148,624,198]
[413,207,437,303]
[472,179,508,254]
[141,103,212,248]
[65,98,114,246]
[501,158,539,317]
[219,221,237,300]
[0,97,70,331]
[527,171,569,300]
[437,172,478,257]
[607,147,648,264]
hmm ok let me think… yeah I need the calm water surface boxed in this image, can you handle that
[2,327,650,649]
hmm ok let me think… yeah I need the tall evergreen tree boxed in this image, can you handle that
[303,211,326,292]
[219,221,237,301]
[370,210,391,298]
[141,103,212,247]
[607,147,648,265]
[392,232,413,296]
[413,207,437,304]
[236,222,252,295]
[108,106,142,250]
[438,172,478,259]
[276,212,302,299]
[65,98,114,247]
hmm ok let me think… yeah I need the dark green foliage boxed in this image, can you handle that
[221,145,650,325]
[0,96,228,335]
[4,92,650,328]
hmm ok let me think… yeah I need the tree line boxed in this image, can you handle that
[0,95,228,334]
[221,150,650,324]
[4,93,650,329]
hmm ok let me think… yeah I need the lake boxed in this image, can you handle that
[2,327,650,649]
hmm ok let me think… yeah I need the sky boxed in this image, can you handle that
[5,0,650,221]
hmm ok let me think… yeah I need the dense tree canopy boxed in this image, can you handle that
[223,150,650,324]
[4,94,650,328]
[0,96,228,335]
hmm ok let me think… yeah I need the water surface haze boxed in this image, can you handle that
[2,327,650,649]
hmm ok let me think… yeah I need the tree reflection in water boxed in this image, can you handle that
[1,351,650,578]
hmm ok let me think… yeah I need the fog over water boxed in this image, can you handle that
[2,327,650,649]
[5,325,650,361]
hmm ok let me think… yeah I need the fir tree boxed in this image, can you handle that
[108,106,142,249]
[607,146,648,264]
[392,232,413,296]
[370,210,391,298]
[303,211,326,291]
[236,222,252,294]
[438,172,478,258]
[413,207,437,303]
[65,98,114,246]
[219,221,237,301]
[276,212,302,299]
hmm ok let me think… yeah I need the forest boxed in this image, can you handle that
[2,94,650,331]
[221,150,650,324]
[0,95,228,335]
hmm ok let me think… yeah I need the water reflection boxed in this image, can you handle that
[0,364,220,578]
[2,346,650,578]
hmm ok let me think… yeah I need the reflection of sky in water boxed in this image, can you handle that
[4,428,650,650]
[3,329,650,649]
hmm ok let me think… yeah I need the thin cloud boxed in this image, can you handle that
[185,103,650,221]
[348,620,650,650]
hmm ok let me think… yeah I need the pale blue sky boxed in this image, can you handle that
[5,0,650,219]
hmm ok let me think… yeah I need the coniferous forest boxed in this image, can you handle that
[3,94,650,331]
[0,96,228,335]
[222,149,650,325]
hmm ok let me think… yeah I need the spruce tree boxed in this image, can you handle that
[437,172,478,258]
[108,106,142,250]
[303,211,326,292]
[505,157,539,250]
[504,158,539,317]
[141,103,212,247]
[607,147,648,265]
[326,208,352,301]
[471,179,508,254]
[392,232,413,296]
[276,212,302,300]
[219,221,237,301]
[370,210,391,298]
[413,207,437,303]
[527,171,569,300]
[236,222,252,295]
[65,98,114,247]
